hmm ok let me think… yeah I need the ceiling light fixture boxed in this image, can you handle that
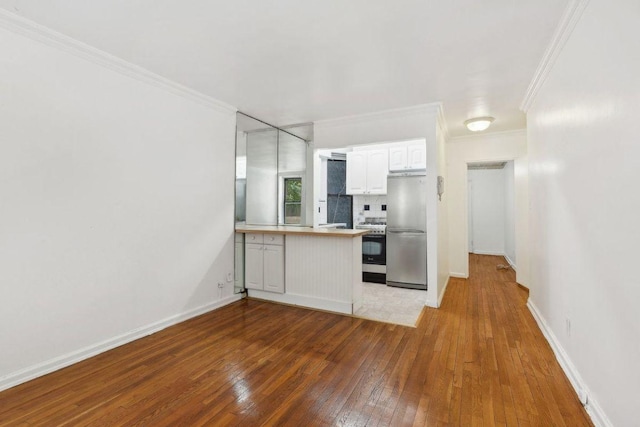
[464,116,495,132]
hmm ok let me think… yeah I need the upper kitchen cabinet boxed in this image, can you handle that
[389,141,426,171]
[346,149,389,195]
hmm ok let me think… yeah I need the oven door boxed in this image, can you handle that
[362,234,386,265]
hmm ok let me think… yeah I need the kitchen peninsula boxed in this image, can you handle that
[235,225,368,314]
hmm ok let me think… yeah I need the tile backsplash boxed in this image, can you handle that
[353,195,387,224]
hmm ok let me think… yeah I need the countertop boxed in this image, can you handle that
[235,224,368,238]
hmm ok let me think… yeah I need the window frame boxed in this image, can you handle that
[278,172,305,225]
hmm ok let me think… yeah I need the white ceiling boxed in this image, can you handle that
[0,0,568,137]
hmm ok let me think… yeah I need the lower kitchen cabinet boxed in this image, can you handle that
[245,234,285,293]
[263,244,284,293]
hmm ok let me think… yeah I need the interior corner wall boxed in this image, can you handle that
[526,0,639,424]
[0,26,237,389]
[446,131,527,279]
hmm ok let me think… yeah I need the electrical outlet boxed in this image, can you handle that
[226,272,233,282]
[217,282,225,289]
[565,317,571,337]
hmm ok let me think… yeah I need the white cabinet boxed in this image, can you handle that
[245,243,264,290]
[388,146,408,171]
[346,149,389,195]
[389,143,426,171]
[263,244,284,292]
[244,233,285,293]
[407,143,427,169]
[346,151,368,194]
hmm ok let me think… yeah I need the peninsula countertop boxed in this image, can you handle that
[235,224,368,238]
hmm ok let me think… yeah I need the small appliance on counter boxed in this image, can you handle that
[386,171,427,290]
[354,217,386,284]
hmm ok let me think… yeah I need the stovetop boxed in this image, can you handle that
[355,218,387,234]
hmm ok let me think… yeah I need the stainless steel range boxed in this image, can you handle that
[355,218,386,283]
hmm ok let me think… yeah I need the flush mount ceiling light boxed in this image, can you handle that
[464,116,495,132]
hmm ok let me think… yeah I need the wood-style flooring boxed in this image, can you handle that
[0,254,592,426]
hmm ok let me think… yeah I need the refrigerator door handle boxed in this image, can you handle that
[387,228,426,235]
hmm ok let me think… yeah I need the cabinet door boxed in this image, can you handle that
[346,151,367,195]
[406,143,426,170]
[245,243,264,290]
[263,244,285,293]
[388,147,407,171]
[367,149,389,194]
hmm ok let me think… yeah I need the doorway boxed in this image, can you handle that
[467,161,516,268]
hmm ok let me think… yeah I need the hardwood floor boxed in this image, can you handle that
[0,254,592,426]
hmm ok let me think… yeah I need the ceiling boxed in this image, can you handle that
[0,0,568,137]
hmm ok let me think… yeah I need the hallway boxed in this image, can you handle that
[0,255,592,425]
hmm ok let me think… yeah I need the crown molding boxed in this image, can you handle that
[0,9,236,115]
[520,0,590,113]
[314,102,442,129]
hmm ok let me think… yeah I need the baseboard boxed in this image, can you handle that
[437,276,450,308]
[526,301,613,427]
[504,254,517,271]
[470,250,506,257]
[0,294,242,393]
[247,290,352,315]
[449,272,468,279]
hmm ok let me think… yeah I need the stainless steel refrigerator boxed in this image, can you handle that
[386,172,427,290]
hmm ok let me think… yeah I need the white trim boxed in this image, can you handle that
[520,0,590,112]
[527,301,613,427]
[0,9,236,115]
[314,103,441,129]
[248,290,353,315]
[504,254,517,271]
[278,171,306,225]
[437,276,450,307]
[0,294,242,393]
[449,272,468,279]
[470,250,506,257]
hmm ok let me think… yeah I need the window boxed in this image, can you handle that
[283,177,302,224]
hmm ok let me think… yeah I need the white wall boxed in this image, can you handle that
[436,120,449,306]
[315,104,448,308]
[503,161,516,266]
[447,131,528,284]
[0,22,238,390]
[514,157,529,286]
[525,0,639,424]
[468,168,506,255]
